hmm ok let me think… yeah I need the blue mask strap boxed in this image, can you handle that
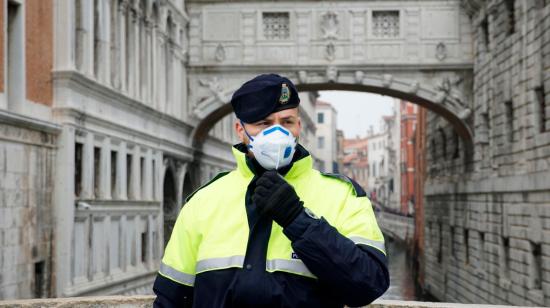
[240,120,254,144]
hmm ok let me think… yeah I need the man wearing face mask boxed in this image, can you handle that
[153,74,389,308]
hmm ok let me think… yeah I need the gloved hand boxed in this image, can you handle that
[253,170,304,228]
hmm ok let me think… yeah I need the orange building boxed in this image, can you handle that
[400,101,417,215]
[341,137,369,191]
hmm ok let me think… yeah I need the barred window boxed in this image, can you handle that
[372,10,399,38]
[262,12,290,40]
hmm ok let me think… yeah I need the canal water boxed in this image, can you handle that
[379,239,420,301]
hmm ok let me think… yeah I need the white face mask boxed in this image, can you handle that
[243,123,297,170]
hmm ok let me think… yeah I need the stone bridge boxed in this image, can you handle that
[377,211,415,244]
[186,0,475,160]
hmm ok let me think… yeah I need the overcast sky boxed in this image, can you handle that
[317,91,396,139]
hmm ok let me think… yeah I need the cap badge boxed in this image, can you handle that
[279,83,290,104]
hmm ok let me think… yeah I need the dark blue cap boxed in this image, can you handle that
[230,74,300,123]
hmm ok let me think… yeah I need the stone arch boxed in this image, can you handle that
[190,75,474,161]
[162,162,178,246]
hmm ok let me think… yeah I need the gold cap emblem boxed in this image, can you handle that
[279,83,290,104]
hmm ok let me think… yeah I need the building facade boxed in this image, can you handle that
[0,0,239,299]
[341,137,369,191]
[400,101,417,215]
[422,1,550,306]
[315,100,339,173]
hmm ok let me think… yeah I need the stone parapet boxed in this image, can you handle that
[0,297,539,308]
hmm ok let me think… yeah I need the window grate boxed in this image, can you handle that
[262,12,290,40]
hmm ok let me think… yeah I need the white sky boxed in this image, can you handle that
[318,91,396,139]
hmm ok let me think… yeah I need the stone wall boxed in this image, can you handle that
[423,0,550,306]
[0,111,59,299]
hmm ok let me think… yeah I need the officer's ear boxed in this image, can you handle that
[234,119,247,143]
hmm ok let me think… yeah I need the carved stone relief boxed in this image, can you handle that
[198,77,226,103]
[214,44,225,62]
[325,42,336,62]
[320,11,339,40]
[298,70,308,83]
[436,42,447,61]
[326,66,338,82]
[354,71,364,84]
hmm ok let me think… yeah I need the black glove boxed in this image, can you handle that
[253,170,304,228]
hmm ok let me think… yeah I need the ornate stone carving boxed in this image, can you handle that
[434,75,465,107]
[198,77,225,102]
[436,42,447,61]
[408,81,420,94]
[325,42,336,62]
[326,66,338,82]
[320,11,339,40]
[214,44,225,62]
[382,74,393,88]
[354,71,364,84]
[298,70,308,83]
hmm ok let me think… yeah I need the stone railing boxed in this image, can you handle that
[0,296,533,307]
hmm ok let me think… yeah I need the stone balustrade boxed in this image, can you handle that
[0,296,535,308]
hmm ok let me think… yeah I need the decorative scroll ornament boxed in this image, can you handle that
[435,42,447,61]
[320,11,339,40]
[325,42,336,62]
[214,44,226,62]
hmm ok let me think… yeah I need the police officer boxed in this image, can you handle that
[153,74,389,307]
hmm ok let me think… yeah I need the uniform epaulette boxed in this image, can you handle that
[185,171,230,203]
[320,172,367,197]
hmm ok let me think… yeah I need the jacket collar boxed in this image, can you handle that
[232,143,312,180]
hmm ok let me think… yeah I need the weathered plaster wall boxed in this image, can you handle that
[0,112,58,299]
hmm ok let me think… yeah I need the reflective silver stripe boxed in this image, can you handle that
[196,255,245,273]
[349,236,386,254]
[266,259,317,279]
[159,262,195,286]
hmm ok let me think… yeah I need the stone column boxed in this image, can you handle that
[53,0,76,70]
[52,126,76,296]
[118,1,128,92]
[81,0,94,76]
[99,137,111,199]
[133,10,141,100]
[144,149,153,200]
[98,0,111,84]
[81,132,94,199]
[130,146,141,200]
[116,141,127,200]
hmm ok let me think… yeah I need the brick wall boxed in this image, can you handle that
[423,1,550,306]
[25,0,53,105]
[0,118,57,299]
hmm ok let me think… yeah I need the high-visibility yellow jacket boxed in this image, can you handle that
[153,144,389,308]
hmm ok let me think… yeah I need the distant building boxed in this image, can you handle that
[400,101,418,215]
[342,137,369,192]
[315,100,339,173]
[367,100,401,211]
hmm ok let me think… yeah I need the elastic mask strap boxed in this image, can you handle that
[240,120,254,143]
